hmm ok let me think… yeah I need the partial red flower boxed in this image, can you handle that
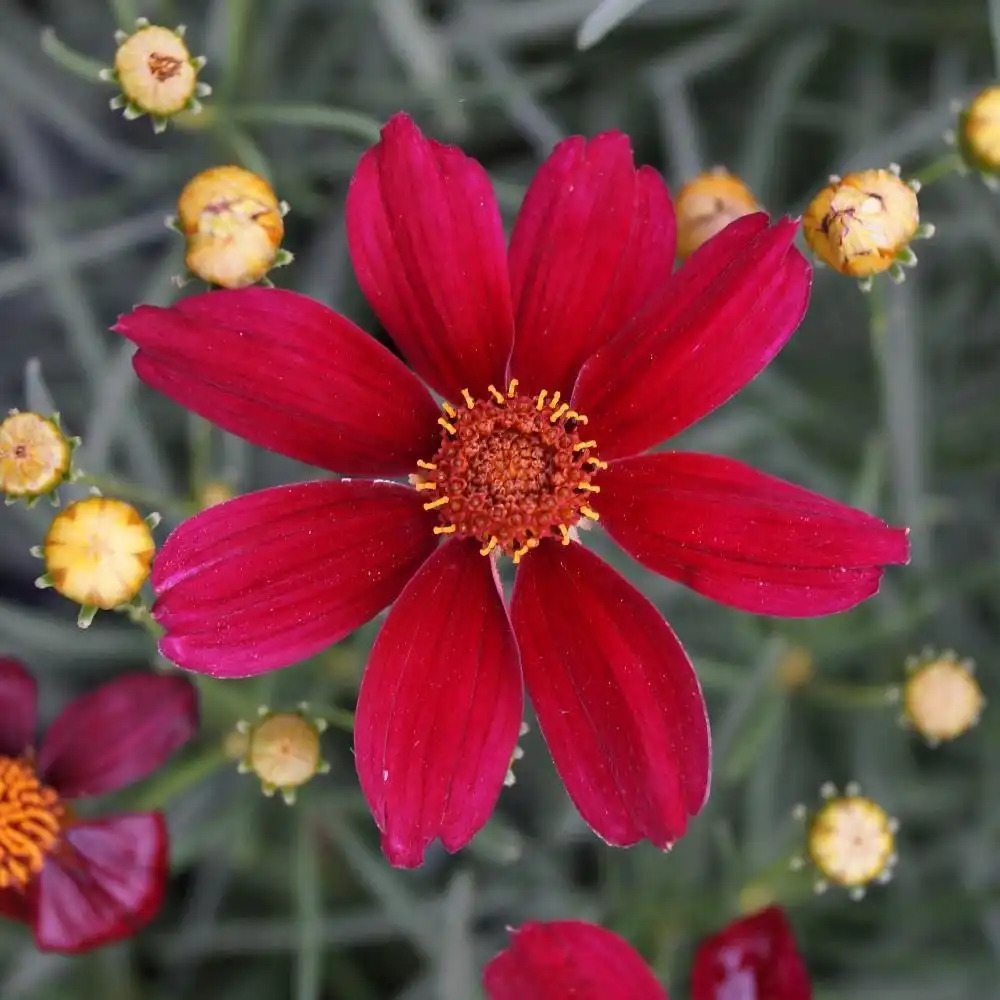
[483,907,811,1000]
[114,113,908,868]
[0,657,197,953]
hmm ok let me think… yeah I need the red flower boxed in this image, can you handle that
[114,114,907,867]
[483,907,811,1000]
[0,657,197,953]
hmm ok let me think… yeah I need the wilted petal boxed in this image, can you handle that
[0,656,37,757]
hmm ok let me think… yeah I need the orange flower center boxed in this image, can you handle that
[415,380,607,561]
[0,756,65,889]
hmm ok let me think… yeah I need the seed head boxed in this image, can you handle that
[675,168,760,260]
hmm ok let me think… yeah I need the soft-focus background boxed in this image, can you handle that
[3,0,1000,997]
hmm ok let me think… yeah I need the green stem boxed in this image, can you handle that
[220,0,255,103]
[312,705,356,733]
[40,28,108,83]
[107,0,138,31]
[230,103,383,143]
[131,745,229,810]
[909,151,962,188]
[75,472,195,517]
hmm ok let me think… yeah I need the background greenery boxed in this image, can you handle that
[2,0,1000,996]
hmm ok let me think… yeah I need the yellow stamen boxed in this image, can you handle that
[586,458,609,470]
[480,536,499,556]
[0,756,64,890]
[488,385,506,404]
[507,379,519,397]
[511,538,539,565]
[415,481,437,492]
[580,506,600,521]
[549,403,569,423]
[433,524,457,535]
[577,482,601,493]
[548,391,561,409]
[536,390,547,411]
[417,460,437,470]
[569,412,588,425]
[558,524,571,545]
[461,389,475,410]
[442,402,457,419]
[438,417,457,435]
[423,496,449,510]
[574,440,598,452]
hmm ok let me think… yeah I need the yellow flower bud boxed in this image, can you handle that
[0,411,73,502]
[106,21,208,130]
[959,86,1000,174]
[42,497,155,613]
[239,709,329,804]
[198,480,235,509]
[177,166,288,289]
[774,645,814,690]
[675,169,760,260]
[807,786,897,897]
[803,169,920,279]
[903,650,983,744]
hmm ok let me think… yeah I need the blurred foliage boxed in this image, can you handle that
[3,0,1000,997]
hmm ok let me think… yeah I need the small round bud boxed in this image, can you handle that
[112,25,203,122]
[959,86,1000,175]
[903,651,983,743]
[198,480,235,509]
[808,791,897,891]
[42,497,155,610]
[803,169,920,278]
[774,645,814,690]
[242,710,327,802]
[0,411,73,501]
[675,168,760,260]
[177,166,287,289]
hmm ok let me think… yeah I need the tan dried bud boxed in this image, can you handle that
[675,169,760,260]
[0,411,73,500]
[114,25,198,117]
[903,651,983,743]
[959,85,1000,174]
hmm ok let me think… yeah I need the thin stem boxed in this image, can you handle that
[107,0,138,31]
[131,745,229,810]
[909,151,962,188]
[75,472,195,517]
[40,29,108,83]
[312,705,356,733]
[230,103,383,143]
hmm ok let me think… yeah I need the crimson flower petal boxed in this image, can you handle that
[573,215,811,459]
[508,133,675,397]
[483,921,668,1000]
[511,542,710,849]
[38,673,197,799]
[153,480,439,678]
[115,287,439,477]
[0,656,37,757]
[690,907,811,1000]
[355,538,522,868]
[0,888,30,924]
[30,813,168,954]
[346,113,515,400]
[600,453,909,616]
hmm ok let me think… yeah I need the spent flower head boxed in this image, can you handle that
[901,648,984,744]
[102,18,210,132]
[675,168,760,261]
[175,166,291,288]
[0,410,77,506]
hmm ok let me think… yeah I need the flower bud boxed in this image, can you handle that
[177,166,289,289]
[104,19,209,132]
[40,497,155,623]
[0,411,74,504]
[238,708,329,804]
[958,85,1000,175]
[902,649,983,744]
[803,168,920,280]
[198,480,235,509]
[675,168,760,260]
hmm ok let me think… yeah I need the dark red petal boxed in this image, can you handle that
[573,216,811,459]
[508,135,675,397]
[152,480,439,678]
[0,887,31,923]
[0,656,37,757]
[30,813,168,954]
[346,113,515,400]
[38,674,197,799]
[483,921,668,1000]
[690,907,811,1000]
[115,287,439,476]
[600,453,910,616]
[511,542,710,848]
[354,538,522,868]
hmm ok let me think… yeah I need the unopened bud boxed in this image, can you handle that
[675,168,760,260]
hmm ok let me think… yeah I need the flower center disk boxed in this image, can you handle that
[0,756,65,889]
[415,381,606,562]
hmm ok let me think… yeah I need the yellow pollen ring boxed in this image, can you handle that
[461,389,475,410]
[487,385,506,404]
[414,481,437,492]
[558,525,571,545]
[433,524,457,535]
[549,403,570,423]
[580,506,600,521]
[423,496,449,510]
[577,482,600,493]
[437,417,457,435]
[536,390,547,411]
[511,538,540,564]
[480,536,499,556]
[574,440,597,452]
[586,457,609,470]
[442,402,457,418]
[507,379,519,397]
[548,391,561,409]
[416,460,437,470]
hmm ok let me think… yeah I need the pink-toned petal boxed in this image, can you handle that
[600,453,909,617]
[30,813,168,954]
[572,215,811,459]
[0,656,37,757]
[483,921,668,1000]
[346,113,515,400]
[511,542,710,849]
[354,538,522,868]
[508,134,675,396]
[115,287,439,476]
[153,480,439,678]
[0,887,31,923]
[691,907,811,1000]
[38,674,197,799]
